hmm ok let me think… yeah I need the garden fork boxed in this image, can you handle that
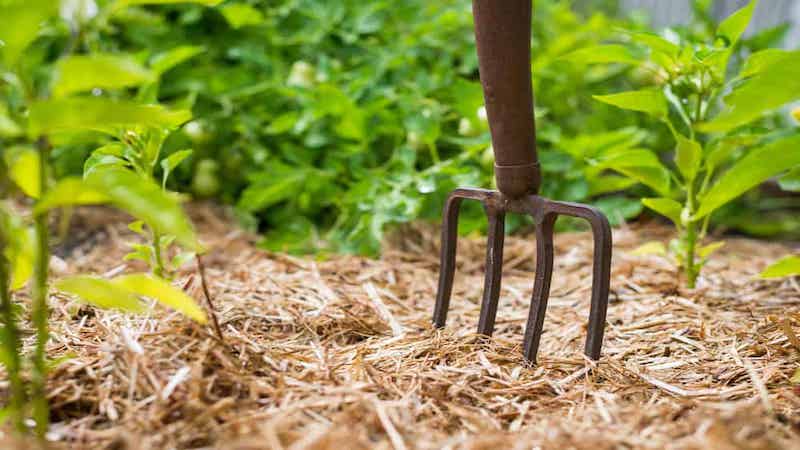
[432,0,612,364]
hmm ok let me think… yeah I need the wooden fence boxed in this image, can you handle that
[615,0,798,46]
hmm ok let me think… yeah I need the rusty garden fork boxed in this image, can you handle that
[432,0,613,364]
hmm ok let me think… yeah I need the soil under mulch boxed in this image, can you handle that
[4,205,800,449]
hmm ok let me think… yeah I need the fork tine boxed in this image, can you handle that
[522,213,556,363]
[582,208,612,360]
[432,194,464,328]
[476,207,506,336]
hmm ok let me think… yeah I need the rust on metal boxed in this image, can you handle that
[432,0,613,364]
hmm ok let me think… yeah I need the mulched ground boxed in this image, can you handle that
[4,205,800,449]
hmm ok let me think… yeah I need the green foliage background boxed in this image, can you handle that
[3,0,798,255]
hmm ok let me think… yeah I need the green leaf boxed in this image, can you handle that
[160,149,193,188]
[33,177,108,214]
[237,163,308,212]
[642,198,683,224]
[697,241,725,259]
[695,134,800,219]
[128,220,146,235]
[6,226,34,291]
[56,276,145,312]
[700,52,800,133]
[562,45,639,65]
[759,255,800,279]
[717,0,757,46]
[593,89,668,118]
[625,31,680,56]
[124,244,153,263]
[0,0,58,64]
[791,367,800,384]
[265,112,299,135]
[6,149,40,198]
[0,104,22,138]
[28,98,191,136]
[85,168,201,252]
[740,49,800,78]
[150,46,205,75]
[587,174,637,196]
[778,167,800,192]
[705,134,761,170]
[674,135,702,181]
[594,148,664,170]
[83,144,127,178]
[592,196,643,226]
[113,273,207,323]
[630,241,667,256]
[113,0,222,10]
[613,166,672,196]
[52,54,155,98]
[220,3,264,29]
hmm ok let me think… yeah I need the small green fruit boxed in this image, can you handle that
[192,159,220,197]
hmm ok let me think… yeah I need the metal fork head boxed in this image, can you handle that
[432,188,612,364]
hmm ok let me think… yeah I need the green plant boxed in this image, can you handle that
[759,255,800,279]
[569,0,800,287]
[0,0,214,438]
[37,0,652,255]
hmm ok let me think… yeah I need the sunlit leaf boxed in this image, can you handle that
[740,49,800,78]
[695,134,800,219]
[113,0,222,10]
[113,273,207,323]
[642,198,682,224]
[56,276,145,312]
[220,3,264,29]
[623,168,671,196]
[7,227,34,291]
[0,0,58,64]
[716,0,757,46]
[630,241,667,256]
[593,89,668,118]
[791,367,800,384]
[28,98,191,136]
[160,149,193,188]
[52,54,155,97]
[778,167,800,192]
[33,177,108,214]
[83,144,127,178]
[697,241,725,259]
[759,255,800,279]
[700,52,800,133]
[624,31,680,56]
[674,135,702,181]
[562,45,639,65]
[150,46,205,75]
[85,168,201,252]
[6,149,40,198]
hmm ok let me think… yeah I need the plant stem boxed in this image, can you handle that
[0,232,25,433]
[685,219,698,288]
[196,254,224,344]
[152,230,165,279]
[31,136,51,437]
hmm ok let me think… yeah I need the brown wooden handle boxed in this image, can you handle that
[473,0,540,198]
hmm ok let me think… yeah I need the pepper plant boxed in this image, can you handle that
[568,0,800,287]
[0,0,216,438]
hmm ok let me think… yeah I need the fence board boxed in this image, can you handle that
[617,0,797,46]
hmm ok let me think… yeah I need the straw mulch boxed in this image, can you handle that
[4,205,800,449]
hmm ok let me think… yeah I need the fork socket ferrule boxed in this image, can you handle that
[494,162,541,199]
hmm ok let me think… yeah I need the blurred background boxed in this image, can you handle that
[7,0,800,255]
